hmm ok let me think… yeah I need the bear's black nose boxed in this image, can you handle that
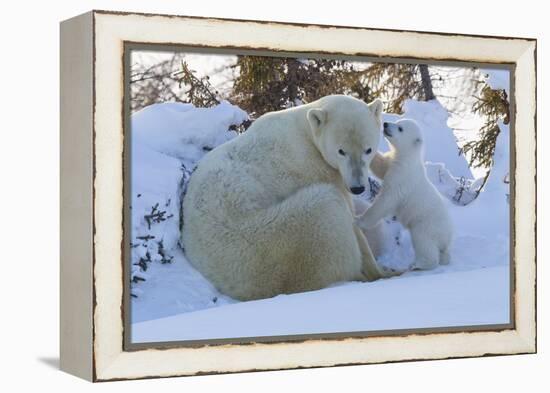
[350,186,365,195]
[383,122,388,128]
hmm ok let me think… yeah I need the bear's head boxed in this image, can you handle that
[307,95,383,195]
[382,119,423,155]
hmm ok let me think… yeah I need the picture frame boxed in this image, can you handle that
[60,10,537,382]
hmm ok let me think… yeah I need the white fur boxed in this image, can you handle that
[353,196,388,258]
[358,119,453,270]
[182,95,388,300]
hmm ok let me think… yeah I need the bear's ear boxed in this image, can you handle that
[307,108,327,138]
[368,99,384,121]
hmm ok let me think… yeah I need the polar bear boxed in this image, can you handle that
[182,95,390,301]
[357,119,453,270]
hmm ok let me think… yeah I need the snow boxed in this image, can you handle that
[130,99,510,344]
[424,162,478,205]
[133,267,509,342]
[448,121,510,239]
[132,101,246,166]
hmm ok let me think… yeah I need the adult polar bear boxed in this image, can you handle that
[182,95,388,301]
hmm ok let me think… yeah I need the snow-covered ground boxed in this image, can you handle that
[134,267,508,342]
[129,74,510,343]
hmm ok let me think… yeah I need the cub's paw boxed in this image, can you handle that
[381,265,404,277]
[409,261,438,271]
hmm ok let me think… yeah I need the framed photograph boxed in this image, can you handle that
[60,10,537,381]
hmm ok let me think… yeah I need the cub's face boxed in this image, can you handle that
[383,119,423,152]
[308,98,383,195]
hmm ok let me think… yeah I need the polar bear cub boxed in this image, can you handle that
[358,119,453,270]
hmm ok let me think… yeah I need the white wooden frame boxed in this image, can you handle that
[60,10,537,381]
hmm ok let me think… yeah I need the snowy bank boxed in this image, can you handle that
[133,266,509,342]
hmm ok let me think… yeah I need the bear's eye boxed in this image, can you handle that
[338,149,346,156]
[365,148,372,155]
[398,126,403,132]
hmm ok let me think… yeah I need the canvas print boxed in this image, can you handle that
[127,48,511,345]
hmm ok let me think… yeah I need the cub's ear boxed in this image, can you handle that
[307,108,327,138]
[368,99,384,122]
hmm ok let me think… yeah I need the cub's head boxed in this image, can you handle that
[383,119,423,154]
[307,96,383,195]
